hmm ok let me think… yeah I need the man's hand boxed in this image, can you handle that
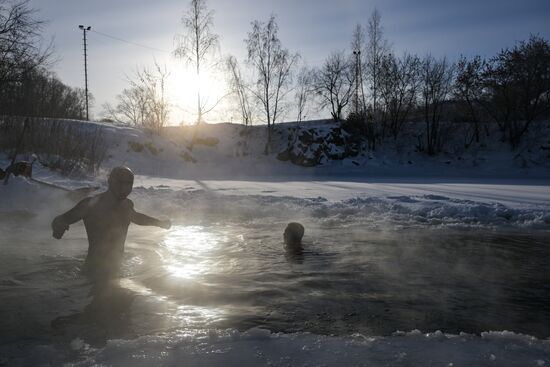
[159,219,171,229]
[51,217,69,239]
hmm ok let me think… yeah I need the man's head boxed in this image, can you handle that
[284,222,305,248]
[108,166,134,200]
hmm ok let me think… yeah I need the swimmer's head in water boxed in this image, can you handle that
[284,222,304,247]
[108,166,134,200]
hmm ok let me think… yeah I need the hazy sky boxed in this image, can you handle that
[29,0,550,123]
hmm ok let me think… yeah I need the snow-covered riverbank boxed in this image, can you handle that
[1,120,549,366]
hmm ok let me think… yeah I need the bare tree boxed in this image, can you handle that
[284,65,315,151]
[120,88,145,124]
[420,55,455,155]
[174,0,219,125]
[226,55,255,156]
[142,63,170,133]
[294,66,314,123]
[226,55,253,125]
[104,63,171,133]
[379,52,421,139]
[101,101,125,123]
[453,55,486,145]
[0,117,106,176]
[246,15,299,153]
[482,35,550,149]
[314,50,354,122]
[365,9,390,119]
[0,0,53,112]
[105,87,147,125]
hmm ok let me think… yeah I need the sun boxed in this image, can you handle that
[167,61,228,124]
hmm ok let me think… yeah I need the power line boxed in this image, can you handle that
[90,29,171,54]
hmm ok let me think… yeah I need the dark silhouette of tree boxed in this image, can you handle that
[0,0,55,117]
[103,63,171,134]
[246,15,299,154]
[0,0,52,84]
[365,9,390,120]
[314,50,354,122]
[420,55,455,155]
[453,55,487,146]
[379,53,421,140]
[483,35,550,149]
[174,0,219,125]
[226,55,253,126]
[294,66,314,123]
[0,66,89,119]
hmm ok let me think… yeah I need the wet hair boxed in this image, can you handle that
[108,166,134,187]
[108,166,134,182]
[107,166,134,199]
[284,222,305,247]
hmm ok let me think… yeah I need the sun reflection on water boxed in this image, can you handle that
[161,225,225,280]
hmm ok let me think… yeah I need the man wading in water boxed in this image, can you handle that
[51,166,171,331]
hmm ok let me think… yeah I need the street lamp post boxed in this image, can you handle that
[79,25,91,120]
[353,49,361,115]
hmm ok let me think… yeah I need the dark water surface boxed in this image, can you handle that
[1,218,549,348]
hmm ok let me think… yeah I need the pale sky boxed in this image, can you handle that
[29,0,550,124]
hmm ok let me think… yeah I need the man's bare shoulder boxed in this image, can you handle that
[86,192,105,206]
[81,192,110,211]
[72,195,100,215]
[123,198,135,210]
[76,196,93,207]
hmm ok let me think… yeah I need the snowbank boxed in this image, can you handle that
[2,172,549,230]
[92,120,550,179]
[131,184,550,229]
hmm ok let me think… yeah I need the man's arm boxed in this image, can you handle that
[130,204,171,229]
[51,197,91,239]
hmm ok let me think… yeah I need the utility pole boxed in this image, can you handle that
[79,25,91,120]
[353,49,361,115]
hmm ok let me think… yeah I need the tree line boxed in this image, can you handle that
[0,0,89,120]
[167,0,550,153]
[2,0,549,155]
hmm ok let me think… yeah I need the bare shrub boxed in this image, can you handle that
[0,116,107,176]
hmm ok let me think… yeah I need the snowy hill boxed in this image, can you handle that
[78,119,550,180]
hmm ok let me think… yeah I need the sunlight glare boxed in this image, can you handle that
[175,304,226,327]
[167,60,228,124]
[161,225,224,280]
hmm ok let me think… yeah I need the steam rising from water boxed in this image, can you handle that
[131,186,550,230]
[1,179,549,365]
